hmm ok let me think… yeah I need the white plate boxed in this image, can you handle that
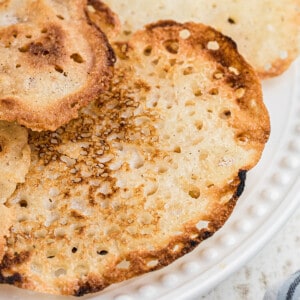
[1,60,300,300]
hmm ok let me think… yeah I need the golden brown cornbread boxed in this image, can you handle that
[0,0,115,131]
[104,0,300,78]
[1,21,269,295]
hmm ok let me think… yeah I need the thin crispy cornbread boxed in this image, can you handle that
[2,21,269,295]
[104,0,300,78]
[0,0,115,131]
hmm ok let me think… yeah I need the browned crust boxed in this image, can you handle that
[72,170,247,296]
[142,20,270,149]
[0,205,15,263]
[0,21,269,296]
[87,0,121,39]
[156,20,300,80]
[0,1,116,131]
[98,2,300,79]
[0,251,30,287]
[74,24,269,295]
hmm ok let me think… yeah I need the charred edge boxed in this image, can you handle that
[88,0,108,12]
[205,26,259,92]
[180,230,213,255]
[225,74,246,90]
[0,272,22,285]
[0,252,30,286]
[87,0,116,26]
[207,39,237,68]
[106,41,117,66]
[72,230,215,296]
[180,239,198,255]
[74,281,107,297]
[157,230,214,268]
[201,230,213,240]
[235,170,247,197]
[113,41,130,60]
[209,27,238,51]
[204,30,240,70]
[220,34,238,51]
[0,252,30,268]
[264,129,271,143]
[145,20,182,31]
[71,176,246,296]
[84,8,116,67]
[0,98,15,110]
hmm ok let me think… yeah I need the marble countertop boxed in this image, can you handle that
[201,204,300,300]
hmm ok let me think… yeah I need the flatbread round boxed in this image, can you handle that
[2,21,269,295]
[0,0,115,131]
[104,0,300,78]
